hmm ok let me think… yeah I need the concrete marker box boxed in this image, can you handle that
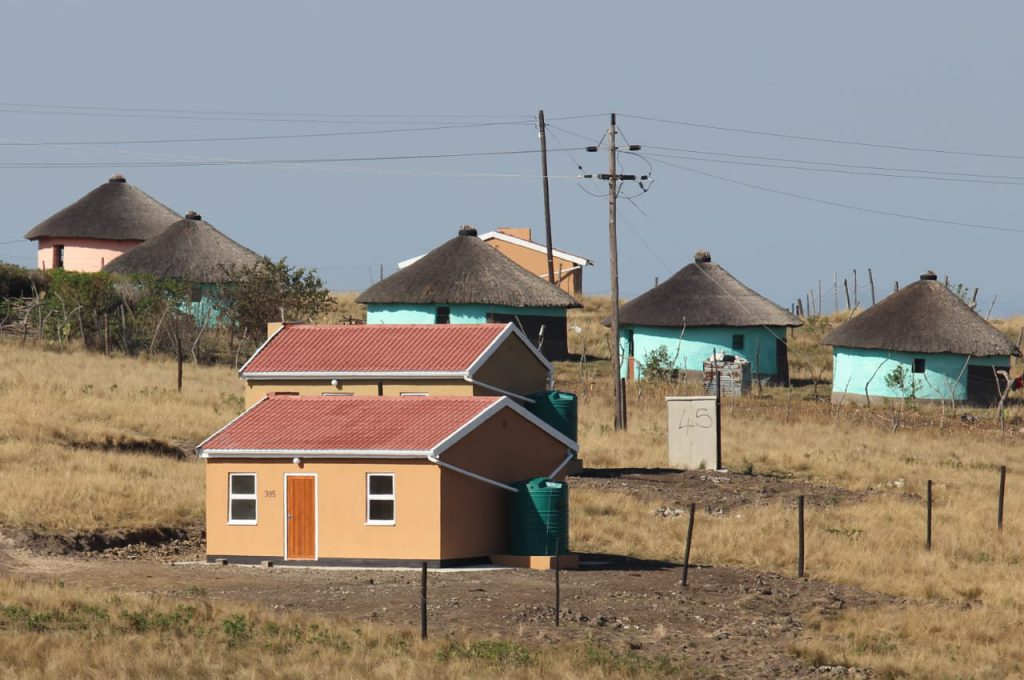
[665,396,718,470]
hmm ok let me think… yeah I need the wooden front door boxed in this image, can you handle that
[286,476,316,560]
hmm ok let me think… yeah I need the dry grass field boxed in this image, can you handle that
[4,296,1024,677]
[0,575,680,680]
[0,343,236,533]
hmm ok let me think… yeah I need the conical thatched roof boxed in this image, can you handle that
[103,211,264,284]
[24,174,180,241]
[616,251,801,328]
[357,226,581,309]
[821,272,1020,357]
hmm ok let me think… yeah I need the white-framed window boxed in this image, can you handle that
[320,392,354,396]
[366,473,395,525]
[399,392,429,397]
[228,473,257,525]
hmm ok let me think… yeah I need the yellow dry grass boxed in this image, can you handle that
[0,577,680,680]
[0,341,239,532]
[570,382,1024,679]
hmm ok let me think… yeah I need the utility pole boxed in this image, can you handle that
[607,114,623,430]
[538,110,556,284]
[584,113,645,431]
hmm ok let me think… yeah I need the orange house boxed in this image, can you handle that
[398,227,593,296]
[198,395,577,566]
[240,322,552,407]
[24,174,180,272]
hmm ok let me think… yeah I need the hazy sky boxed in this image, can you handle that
[2,2,1024,314]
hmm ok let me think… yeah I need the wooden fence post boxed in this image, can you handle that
[682,502,696,588]
[797,495,805,577]
[554,539,561,627]
[998,466,1007,532]
[420,562,428,640]
[926,480,933,551]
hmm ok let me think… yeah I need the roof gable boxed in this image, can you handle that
[821,276,1021,357]
[240,323,551,377]
[617,254,801,328]
[24,175,180,242]
[197,395,577,456]
[358,227,581,309]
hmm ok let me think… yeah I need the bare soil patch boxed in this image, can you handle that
[0,548,889,679]
[570,469,870,515]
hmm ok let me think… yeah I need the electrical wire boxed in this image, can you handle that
[0,120,535,147]
[645,150,1024,187]
[645,146,1024,183]
[623,113,1024,161]
[0,147,586,169]
[648,155,1024,234]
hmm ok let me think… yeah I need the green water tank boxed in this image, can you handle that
[525,390,578,442]
[507,477,569,556]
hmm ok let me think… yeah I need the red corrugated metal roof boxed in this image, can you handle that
[201,395,502,453]
[243,324,510,375]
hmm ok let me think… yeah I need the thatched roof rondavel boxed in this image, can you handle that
[24,174,181,242]
[102,211,264,284]
[821,271,1021,357]
[356,226,581,309]
[614,250,802,328]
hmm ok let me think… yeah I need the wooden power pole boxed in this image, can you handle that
[606,114,623,429]
[538,110,556,284]
[584,113,645,431]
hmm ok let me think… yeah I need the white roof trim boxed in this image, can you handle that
[194,394,270,454]
[198,394,577,459]
[432,396,579,458]
[240,370,466,380]
[237,324,287,376]
[465,323,553,377]
[199,449,430,459]
[396,232,593,269]
[477,231,593,266]
[239,323,549,381]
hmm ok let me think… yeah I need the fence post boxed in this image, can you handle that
[926,480,933,551]
[998,466,1007,532]
[420,562,428,640]
[682,502,696,588]
[620,377,628,431]
[797,495,805,578]
[715,370,722,470]
[554,538,561,627]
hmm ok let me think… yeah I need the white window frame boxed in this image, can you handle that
[228,472,258,525]
[320,392,354,396]
[399,392,429,397]
[366,473,396,526]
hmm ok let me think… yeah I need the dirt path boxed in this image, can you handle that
[0,547,886,679]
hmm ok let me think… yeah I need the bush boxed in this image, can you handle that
[219,257,335,341]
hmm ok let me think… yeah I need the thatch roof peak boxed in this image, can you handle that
[24,175,180,242]
[821,277,1020,357]
[356,227,581,309]
[616,257,801,328]
[102,214,263,284]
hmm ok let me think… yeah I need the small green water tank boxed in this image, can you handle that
[507,477,569,556]
[526,390,578,442]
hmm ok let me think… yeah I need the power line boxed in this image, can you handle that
[644,151,1024,187]
[646,146,1024,183]
[0,147,585,169]
[649,155,1024,234]
[0,120,535,147]
[623,113,1024,161]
